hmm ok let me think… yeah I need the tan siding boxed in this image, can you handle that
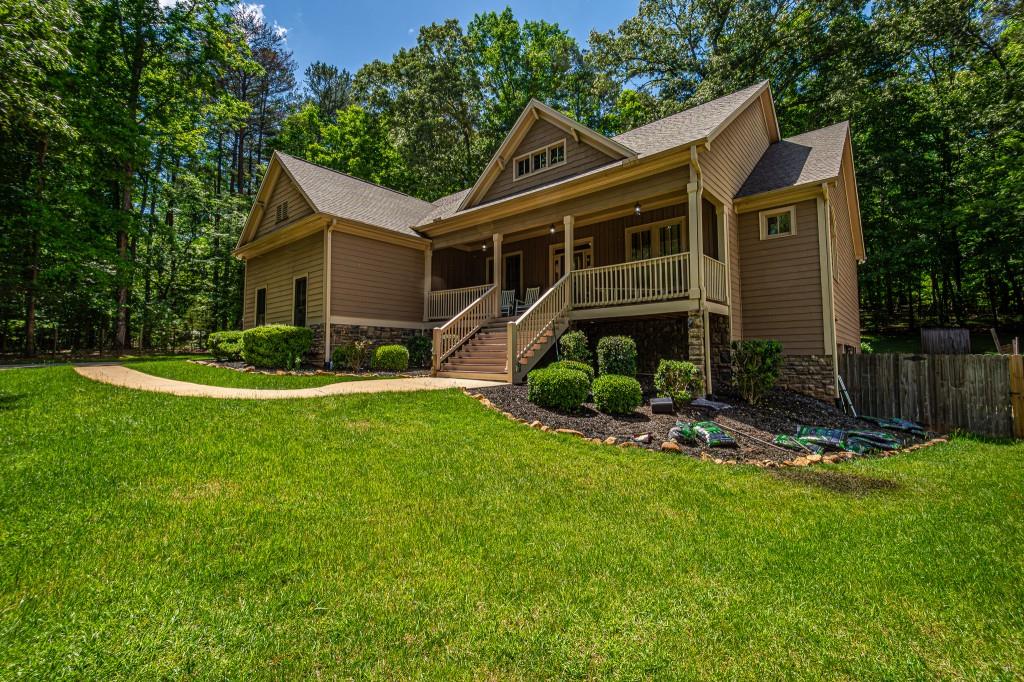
[701,100,771,203]
[481,119,616,205]
[737,199,824,355]
[254,173,313,239]
[332,232,424,321]
[726,204,742,338]
[242,231,324,328]
[830,152,860,350]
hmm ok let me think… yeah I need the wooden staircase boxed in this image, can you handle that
[436,316,514,380]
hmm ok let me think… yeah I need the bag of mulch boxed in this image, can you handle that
[672,421,737,448]
[861,416,926,438]
[772,434,825,455]
[795,426,847,450]
[841,437,876,455]
[846,429,902,451]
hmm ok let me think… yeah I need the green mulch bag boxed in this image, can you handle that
[795,426,847,450]
[842,438,876,455]
[861,416,926,438]
[772,434,825,455]
[846,430,902,451]
[671,421,737,448]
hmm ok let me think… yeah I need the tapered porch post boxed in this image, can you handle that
[492,232,503,293]
[563,215,575,304]
[422,245,432,322]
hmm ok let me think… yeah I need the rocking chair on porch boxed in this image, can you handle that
[516,287,540,315]
[500,290,517,316]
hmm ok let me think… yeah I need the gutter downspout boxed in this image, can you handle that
[689,144,712,394]
[324,219,336,367]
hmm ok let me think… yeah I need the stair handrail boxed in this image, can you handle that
[510,273,571,366]
[432,284,498,372]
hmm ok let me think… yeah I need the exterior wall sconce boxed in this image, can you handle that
[482,242,488,252]
[549,224,556,234]
[634,202,642,216]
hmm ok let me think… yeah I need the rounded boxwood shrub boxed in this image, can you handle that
[241,325,313,369]
[559,330,592,364]
[371,344,410,372]
[731,339,783,405]
[548,360,595,384]
[592,374,643,415]
[404,335,432,368]
[208,330,243,361]
[654,359,703,405]
[597,335,637,376]
[527,367,590,412]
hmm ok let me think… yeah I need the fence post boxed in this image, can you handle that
[1011,355,1024,439]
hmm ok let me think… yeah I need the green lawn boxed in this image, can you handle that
[124,358,383,389]
[863,330,1000,354]
[1,367,1022,679]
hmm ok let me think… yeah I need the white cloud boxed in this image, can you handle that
[272,22,288,39]
[235,2,265,22]
[158,0,182,8]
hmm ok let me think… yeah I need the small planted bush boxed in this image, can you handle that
[731,339,783,405]
[371,344,410,372]
[559,330,592,364]
[597,335,637,376]
[548,360,595,384]
[405,335,432,368]
[592,374,643,415]
[332,340,372,371]
[654,359,703,405]
[527,367,590,412]
[241,325,313,369]
[208,330,243,361]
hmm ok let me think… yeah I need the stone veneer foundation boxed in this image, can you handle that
[570,315,691,374]
[777,354,836,402]
[327,323,428,366]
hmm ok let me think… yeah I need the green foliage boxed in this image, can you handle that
[404,335,432,369]
[559,330,592,364]
[654,360,702,405]
[332,340,372,371]
[860,340,874,353]
[597,336,637,377]
[730,340,783,405]
[241,325,313,369]
[207,331,244,361]
[548,360,595,384]
[371,344,410,372]
[527,367,590,412]
[592,374,643,415]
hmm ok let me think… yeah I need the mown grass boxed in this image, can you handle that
[0,367,1022,679]
[124,358,385,389]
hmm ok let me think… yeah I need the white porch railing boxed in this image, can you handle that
[703,255,727,303]
[570,252,689,309]
[510,274,571,366]
[426,284,492,321]
[432,285,498,371]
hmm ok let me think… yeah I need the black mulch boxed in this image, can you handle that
[476,383,925,463]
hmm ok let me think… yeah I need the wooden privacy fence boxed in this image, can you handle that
[839,353,1024,439]
[920,327,971,354]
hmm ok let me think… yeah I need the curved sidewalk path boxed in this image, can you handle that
[74,364,501,400]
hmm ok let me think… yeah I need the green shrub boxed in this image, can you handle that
[731,339,783,405]
[207,330,243,361]
[405,335,432,368]
[241,325,313,369]
[860,340,874,353]
[527,367,590,412]
[559,330,592,364]
[654,359,703,405]
[597,335,637,376]
[331,340,372,371]
[548,360,595,383]
[371,344,410,372]
[592,374,643,415]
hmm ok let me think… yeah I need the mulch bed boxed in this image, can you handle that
[476,383,935,465]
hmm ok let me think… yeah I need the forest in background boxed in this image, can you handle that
[1,0,1021,356]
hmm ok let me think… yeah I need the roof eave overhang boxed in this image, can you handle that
[235,151,322,250]
[733,179,831,213]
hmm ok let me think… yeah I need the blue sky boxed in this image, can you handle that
[257,0,635,76]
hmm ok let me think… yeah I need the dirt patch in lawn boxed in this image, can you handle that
[476,383,931,464]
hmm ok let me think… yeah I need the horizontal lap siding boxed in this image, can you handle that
[332,232,423,321]
[254,174,313,240]
[243,231,324,328]
[481,119,617,205]
[738,199,824,355]
[699,99,771,339]
[830,152,860,350]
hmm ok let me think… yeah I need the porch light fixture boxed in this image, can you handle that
[482,242,488,252]
[549,224,556,234]
[634,202,642,216]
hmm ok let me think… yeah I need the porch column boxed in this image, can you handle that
[687,179,703,299]
[422,246,432,322]
[564,214,575,306]
[492,232,503,291]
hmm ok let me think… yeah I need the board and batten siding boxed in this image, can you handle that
[331,232,424,321]
[254,172,314,240]
[698,97,772,340]
[829,151,861,351]
[480,119,617,205]
[243,231,324,328]
[737,199,824,355]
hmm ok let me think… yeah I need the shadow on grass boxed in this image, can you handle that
[770,468,904,496]
[0,392,27,411]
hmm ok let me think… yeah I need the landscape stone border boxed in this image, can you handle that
[464,390,949,467]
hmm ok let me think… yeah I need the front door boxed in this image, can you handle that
[551,241,593,284]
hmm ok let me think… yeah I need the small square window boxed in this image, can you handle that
[759,206,797,239]
[766,213,790,236]
[516,157,530,178]
[532,151,547,172]
[549,144,565,165]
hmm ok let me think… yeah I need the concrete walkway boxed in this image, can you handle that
[74,364,501,400]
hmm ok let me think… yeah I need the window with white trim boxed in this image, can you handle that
[625,220,687,261]
[513,139,567,180]
[758,206,797,240]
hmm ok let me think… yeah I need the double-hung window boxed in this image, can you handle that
[255,287,267,326]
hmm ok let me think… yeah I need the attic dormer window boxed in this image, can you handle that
[276,201,289,223]
[514,139,568,181]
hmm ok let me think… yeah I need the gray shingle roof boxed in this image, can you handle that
[275,152,433,237]
[737,121,849,198]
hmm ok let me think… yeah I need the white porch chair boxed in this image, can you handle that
[500,289,516,316]
[516,287,540,315]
